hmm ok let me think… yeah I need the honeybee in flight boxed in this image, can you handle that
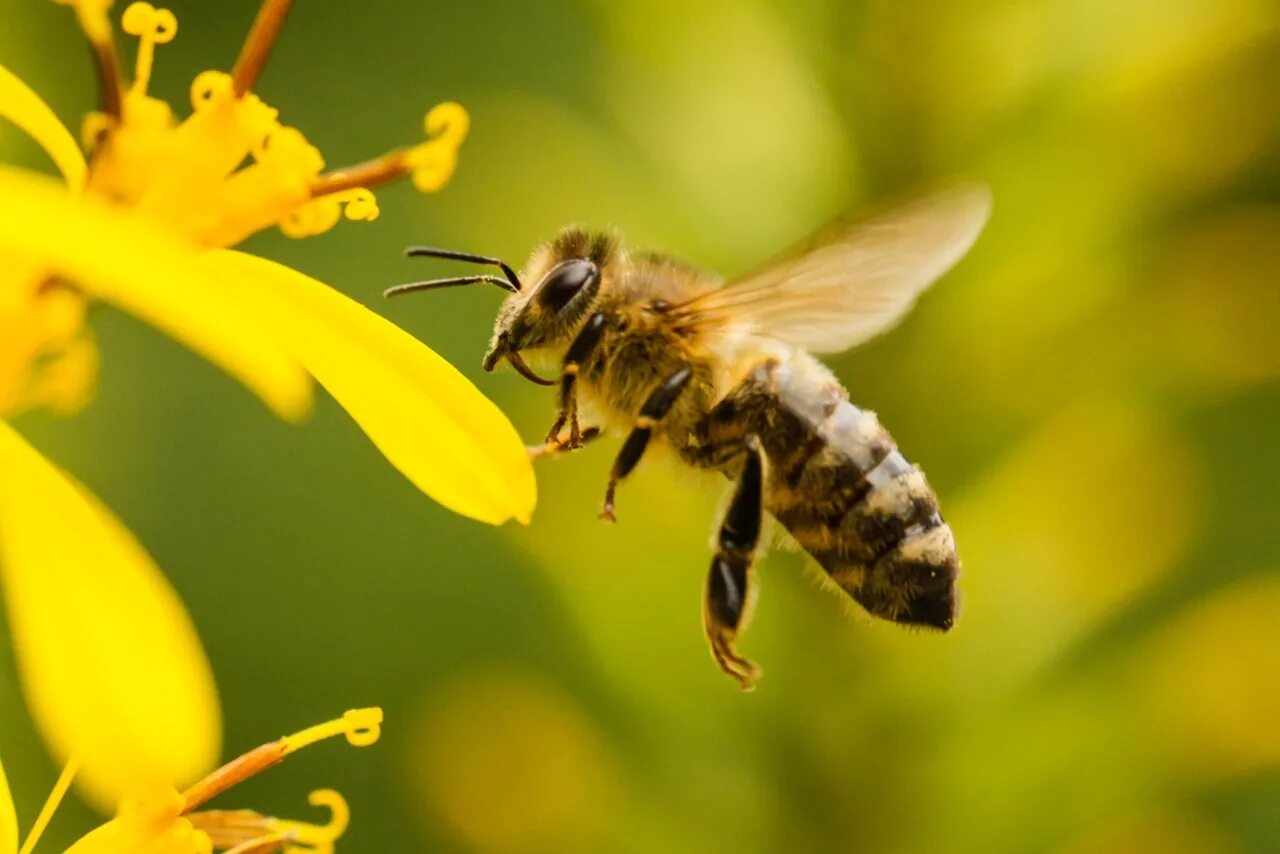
[387,184,991,689]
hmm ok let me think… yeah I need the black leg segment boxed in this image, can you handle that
[599,367,692,521]
[704,437,764,690]
[545,312,607,446]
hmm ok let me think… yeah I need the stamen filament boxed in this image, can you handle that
[81,18,124,118]
[309,101,470,200]
[132,41,154,93]
[191,789,349,852]
[181,709,381,812]
[181,742,286,813]
[232,0,295,96]
[308,151,414,199]
[17,756,79,854]
[189,809,274,848]
[223,831,291,854]
[181,742,286,814]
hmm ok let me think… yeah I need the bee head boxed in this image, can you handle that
[387,228,617,386]
[482,227,618,384]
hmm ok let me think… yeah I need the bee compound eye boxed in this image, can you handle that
[539,259,599,312]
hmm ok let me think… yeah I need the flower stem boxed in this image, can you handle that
[232,0,295,96]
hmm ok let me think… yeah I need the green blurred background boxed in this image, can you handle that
[3,0,1279,850]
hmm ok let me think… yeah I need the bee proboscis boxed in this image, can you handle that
[388,184,992,689]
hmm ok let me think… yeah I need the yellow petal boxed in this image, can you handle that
[0,166,312,421]
[0,63,87,191]
[200,250,537,525]
[67,790,207,854]
[0,752,16,854]
[0,420,222,812]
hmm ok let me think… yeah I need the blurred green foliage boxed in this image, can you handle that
[2,0,1278,850]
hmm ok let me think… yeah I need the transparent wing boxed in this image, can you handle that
[676,183,991,353]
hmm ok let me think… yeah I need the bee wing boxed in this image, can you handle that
[676,183,991,354]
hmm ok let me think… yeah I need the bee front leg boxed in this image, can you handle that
[529,426,603,460]
[704,437,764,690]
[546,312,607,447]
[599,367,692,522]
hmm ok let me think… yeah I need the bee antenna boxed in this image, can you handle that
[384,275,519,299]
[404,246,522,292]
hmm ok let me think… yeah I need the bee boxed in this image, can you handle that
[387,184,991,689]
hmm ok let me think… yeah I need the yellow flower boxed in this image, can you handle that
[0,0,535,525]
[0,706,384,853]
[0,418,218,811]
[0,419,382,850]
[0,0,529,828]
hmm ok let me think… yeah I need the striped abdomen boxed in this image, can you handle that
[699,356,959,629]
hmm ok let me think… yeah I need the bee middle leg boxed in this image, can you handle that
[599,367,692,522]
[545,312,607,447]
[704,436,764,690]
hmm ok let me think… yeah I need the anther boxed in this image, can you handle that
[272,789,350,848]
[121,2,177,96]
[308,103,469,199]
[282,707,383,754]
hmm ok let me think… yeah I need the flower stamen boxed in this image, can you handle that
[180,709,381,812]
[232,0,295,97]
[181,742,286,814]
[191,790,350,853]
[272,789,350,852]
[54,0,125,117]
[282,708,383,754]
[187,808,273,848]
[88,33,124,118]
[308,102,470,198]
[222,831,291,854]
[120,1,176,97]
[308,151,413,199]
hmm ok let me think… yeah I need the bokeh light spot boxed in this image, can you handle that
[408,669,615,853]
[1135,576,1280,781]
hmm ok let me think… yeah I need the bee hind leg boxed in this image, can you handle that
[703,437,764,691]
[599,367,693,522]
